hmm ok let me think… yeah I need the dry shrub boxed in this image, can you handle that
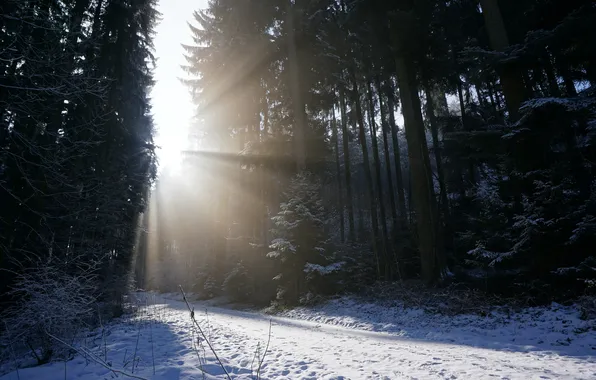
[2,255,99,364]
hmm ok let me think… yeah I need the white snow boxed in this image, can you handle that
[304,261,345,274]
[1,293,595,379]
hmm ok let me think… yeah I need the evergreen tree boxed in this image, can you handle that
[0,0,159,341]
[268,172,331,305]
[171,0,596,304]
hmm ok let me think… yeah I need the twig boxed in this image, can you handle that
[179,285,232,380]
[250,342,261,378]
[189,323,207,380]
[256,319,272,380]
[25,340,42,364]
[46,331,148,380]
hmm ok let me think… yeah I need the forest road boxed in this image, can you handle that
[175,299,596,380]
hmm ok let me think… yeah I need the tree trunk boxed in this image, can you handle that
[357,187,365,242]
[475,82,487,108]
[366,78,391,279]
[261,87,271,246]
[375,77,399,232]
[456,78,476,187]
[423,82,450,224]
[286,1,306,170]
[331,109,345,243]
[386,85,408,225]
[423,81,455,257]
[213,163,228,288]
[480,0,526,120]
[349,67,383,278]
[339,87,356,242]
[489,80,503,110]
[464,83,472,108]
[542,52,561,97]
[394,54,446,284]
[457,78,467,120]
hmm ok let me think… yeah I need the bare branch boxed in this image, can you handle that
[178,285,232,380]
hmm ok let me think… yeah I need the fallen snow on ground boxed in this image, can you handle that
[280,297,596,357]
[1,293,595,379]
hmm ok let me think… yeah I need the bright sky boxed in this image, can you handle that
[151,0,207,172]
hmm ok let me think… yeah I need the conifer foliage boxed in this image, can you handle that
[268,172,332,305]
[165,0,596,305]
[0,0,159,361]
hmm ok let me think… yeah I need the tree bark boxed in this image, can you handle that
[423,81,450,224]
[375,77,399,232]
[331,109,345,243]
[489,80,503,110]
[456,78,476,187]
[286,1,306,170]
[386,85,408,226]
[394,54,446,284]
[366,78,391,279]
[480,0,526,121]
[349,67,383,278]
[475,82,487,108]
[339,87,356,242]
[542,52,561,97]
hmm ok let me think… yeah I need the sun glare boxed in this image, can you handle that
[151,0,204,174]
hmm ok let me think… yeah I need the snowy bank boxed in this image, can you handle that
[279,296,596,357]
[1,293,595,379]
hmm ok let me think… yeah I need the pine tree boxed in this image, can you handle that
[268,172,330,305]
[0,0,158,357]
[174,0,596,302]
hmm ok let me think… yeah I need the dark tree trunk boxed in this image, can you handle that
[339,87,356,242]
[542,52,561,97]
[349,67,383,278]
[423,81,450,224]
[474,82,486,108]
[286,1,306,170]
[375,77,398,232]
[457,78,476,187]
[386,85,408,225]
[489,80,503,110]
[357,187,365,242]
[394,54,446,284]
[366,78,391,278]
[480,0,526,120]
[331,109,345,243]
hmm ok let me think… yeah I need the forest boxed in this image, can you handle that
[142,0,596,307]
[0,0,158,364]
[1,0,596,370]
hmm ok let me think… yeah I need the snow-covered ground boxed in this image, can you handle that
[1,293,595,379]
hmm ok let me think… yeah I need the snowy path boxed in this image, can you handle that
[173,301,596,380]
[1,294,595,379]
